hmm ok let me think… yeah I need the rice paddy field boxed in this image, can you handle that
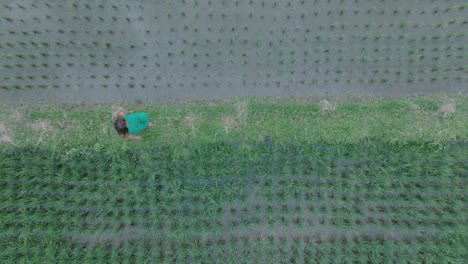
[0,1,466,102]
[1,96,467,263]
[1,138,467,263]
[0,0,467,263]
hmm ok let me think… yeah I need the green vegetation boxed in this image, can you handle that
[1,0,466,261]
[0,96,467,262]
[0,96,466,151]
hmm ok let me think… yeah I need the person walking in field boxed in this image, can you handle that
[114,110,153,140]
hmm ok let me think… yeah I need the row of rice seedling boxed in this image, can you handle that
[2,1,465,10]
[0,75,452,91]
[2,73,463,90]
[5,31,461,51]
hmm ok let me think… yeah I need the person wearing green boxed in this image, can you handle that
[114,110,153,140]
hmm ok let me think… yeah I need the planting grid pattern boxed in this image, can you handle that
[0,0,467,103]
[1,142,467,262]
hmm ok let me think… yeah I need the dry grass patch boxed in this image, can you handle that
[184,113,200,134]
[0,122,16,146]
[221,101,249,134]
[235,101,248,124]
[27,120,57,145]
[111,105,125,120]
[0,110,26,146]
[222,116,239,134]
[318,99,336,112]
[28,120,56,132]
[438,103,456,118]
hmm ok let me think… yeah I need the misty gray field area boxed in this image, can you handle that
[0,0,466,103]
[1,1,467,263]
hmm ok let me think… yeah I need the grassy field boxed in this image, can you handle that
[0,95,466,150]
[1,95,467,263]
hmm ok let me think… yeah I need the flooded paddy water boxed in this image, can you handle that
[0,1,466,103]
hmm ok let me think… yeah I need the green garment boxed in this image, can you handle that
[125,112,150,135]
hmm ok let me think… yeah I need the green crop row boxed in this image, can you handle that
[7,2,464,13]
[2,32,464,50]
[2,78,465,91]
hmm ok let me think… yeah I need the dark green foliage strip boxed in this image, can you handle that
[0,1,467,102]
[1,140,466,262]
